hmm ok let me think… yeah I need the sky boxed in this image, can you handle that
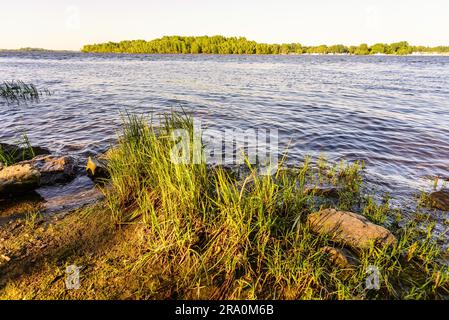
[1,0,449,50]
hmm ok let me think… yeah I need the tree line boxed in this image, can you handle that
[81,36,449,55]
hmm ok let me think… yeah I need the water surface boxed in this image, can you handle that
[1,52,449,218]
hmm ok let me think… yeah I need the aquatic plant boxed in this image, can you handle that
[0,80,51,104]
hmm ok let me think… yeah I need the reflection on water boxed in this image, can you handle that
[0,52,449,210]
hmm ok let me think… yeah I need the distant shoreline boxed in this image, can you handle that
[2,49,449,57]
[3,36,449,56]
[0,49,77,53]
[80,36,449,56]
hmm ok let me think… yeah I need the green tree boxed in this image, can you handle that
[354,44,370,55]
[387,41,412,55]
[370,43,386,54]
[80,36,449,55]
[190,42,200,54]
[328,44,348,54]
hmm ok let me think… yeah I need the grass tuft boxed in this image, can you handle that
[0,134,36,166]
[0,80,51,104]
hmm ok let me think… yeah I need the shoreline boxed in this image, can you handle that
[2,49,449,57]
[1,113,448,299]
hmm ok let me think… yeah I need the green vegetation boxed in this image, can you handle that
[18,48,51,52]
[82,36,449,55]
[0,48,71,53]
[1,112,448,299]
[0,135,36,166]
[101,113,449,299]
[0,81,51,104]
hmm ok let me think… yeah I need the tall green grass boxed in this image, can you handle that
[103,112,449,299]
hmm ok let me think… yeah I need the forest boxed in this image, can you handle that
[81,36,449,55]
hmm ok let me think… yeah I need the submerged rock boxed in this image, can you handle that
[0,164,41,195]
[428,189,449,211]
[308,209,397,250]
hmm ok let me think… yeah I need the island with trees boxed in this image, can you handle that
[81,36,449,55]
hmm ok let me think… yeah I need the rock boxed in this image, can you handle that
[86,157,109,180]
[320,246,358,269]
[0,143,50,163]
[0,164,40,195]
[39,156,76,184]
[0,155,76,196]
[308,209,397,250]
[428,189,449,211]
[18,155,76,185]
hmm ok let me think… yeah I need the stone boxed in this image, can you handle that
[86,157,109,179]
[0,155,76,195]
[19,155,76,185]
[428,189,449,211]
[0,164,40,195]
[308,209,397,250]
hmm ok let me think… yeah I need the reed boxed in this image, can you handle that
[0,80,51,104]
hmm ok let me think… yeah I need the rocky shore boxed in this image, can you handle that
[0,143,106,225]
[1,137,448,299]
[1,141,448,247]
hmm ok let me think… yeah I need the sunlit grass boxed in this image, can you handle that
[98,112,449,299]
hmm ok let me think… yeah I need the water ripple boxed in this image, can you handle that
[1,52,449,204]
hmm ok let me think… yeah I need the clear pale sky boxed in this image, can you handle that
[1,0,448,50]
